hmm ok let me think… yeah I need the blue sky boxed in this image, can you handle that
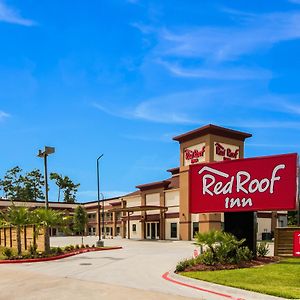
[0,0,299,202]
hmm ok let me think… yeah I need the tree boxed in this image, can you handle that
[31,208,67,253]
[22,169,45,201]
[50,173,80,203]
[4,206,30,255]
[0,166,23,199]
[73,205,88,245]
[0,167,44,201]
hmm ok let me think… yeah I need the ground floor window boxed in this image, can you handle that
[170,223,177,238]
[132,224,136,232]
[88,227,96,236]
[116,227,120,235]
[192,222,199,238]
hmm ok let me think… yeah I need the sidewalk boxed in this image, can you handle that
[164,271,286,300]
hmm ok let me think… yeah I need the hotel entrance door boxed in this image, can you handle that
[146,222,160,239]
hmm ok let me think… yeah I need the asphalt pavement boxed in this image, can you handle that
[0,237,282,300]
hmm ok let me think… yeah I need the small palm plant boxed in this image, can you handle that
[194,230,224,259]
[4,206,30,255]
[31,208,68,253]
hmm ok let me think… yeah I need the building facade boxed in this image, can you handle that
[0,124,288,241]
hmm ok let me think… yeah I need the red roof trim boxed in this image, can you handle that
[173,124,252,143]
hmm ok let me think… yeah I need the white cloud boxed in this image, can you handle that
[93,85,300,130]
[0,110,10,121]
[159,60,272,80]
[289,0,300,4]
[282,103,300,114]
[0,1,36,26]
[156,11,300,62]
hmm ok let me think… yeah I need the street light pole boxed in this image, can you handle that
[100,192,105,239]
[37,146,55,209]
[97,154,104,247]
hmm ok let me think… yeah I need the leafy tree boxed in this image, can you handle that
[22,169,45,201]
[73,205,88,245]
[3,206,30,255]
[50,173,80,203]
[0,167,44,201]
[0,166,23,199]
[49,173,64,202]
[288,210,299,226]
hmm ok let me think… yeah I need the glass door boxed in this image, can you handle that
[146,222,160,239]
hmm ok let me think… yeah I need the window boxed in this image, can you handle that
[156,223,160,238]
[88,213,96,220]
[192,222,199,238]
[132,224,136,232]
[116,227,120,235]
[88,227,96,235]
[170,223,177,238]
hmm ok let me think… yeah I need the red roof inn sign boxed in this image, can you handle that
[189,153,298,213]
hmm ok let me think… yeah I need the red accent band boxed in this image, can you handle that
[0,247,122,264]
[162,272,245,300]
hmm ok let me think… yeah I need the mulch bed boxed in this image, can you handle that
[183,256,280,272]
[0,246,122,264]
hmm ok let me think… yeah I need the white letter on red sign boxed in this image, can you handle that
[203,174,215,196]
[270,164,285,194]
[236,171,250,194]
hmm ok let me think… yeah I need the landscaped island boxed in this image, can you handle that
[176,230,300,299]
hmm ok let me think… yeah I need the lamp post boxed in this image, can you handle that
[100,192,105,239]
[37,146,55,209]
[96,154,104,247]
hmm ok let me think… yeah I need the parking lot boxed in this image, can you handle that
[0,237,277,300]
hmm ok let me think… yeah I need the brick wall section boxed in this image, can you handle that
[0,225,45,252]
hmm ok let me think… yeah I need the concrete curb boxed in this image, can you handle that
[162,270,285,300]
[0,246,122,264]
[162,271,244,300]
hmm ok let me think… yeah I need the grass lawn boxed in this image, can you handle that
[181,258,300,299]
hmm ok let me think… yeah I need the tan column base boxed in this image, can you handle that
[199,213,222,232]
[179,221,191,240]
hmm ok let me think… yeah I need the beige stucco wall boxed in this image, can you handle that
[145,193,160,215]
[129,220,142,239]
[165,218,179,240]
[165,190,179,213]
[257,218,272,240]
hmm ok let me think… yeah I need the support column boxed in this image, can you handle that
[121,200,126,238]
[141,192,146,240]
[127,211,130,239]
[112,212,116,237]
[159,191,165,240]
[179,167,191,240]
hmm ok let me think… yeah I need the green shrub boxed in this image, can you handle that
[193,230,252,266]
[199,251,216,266]
[69,245,74,251]
[236,246,253,263]
[257,242,269,257]
[91,244,95,248]
[75,244,80,249]
[64,246,71,252]
[29,244,37,256]
[81,244,85,248]
[85,244,89,248]
[176,259,193,272]
[56,247,63,255]
[2,247,13,259]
